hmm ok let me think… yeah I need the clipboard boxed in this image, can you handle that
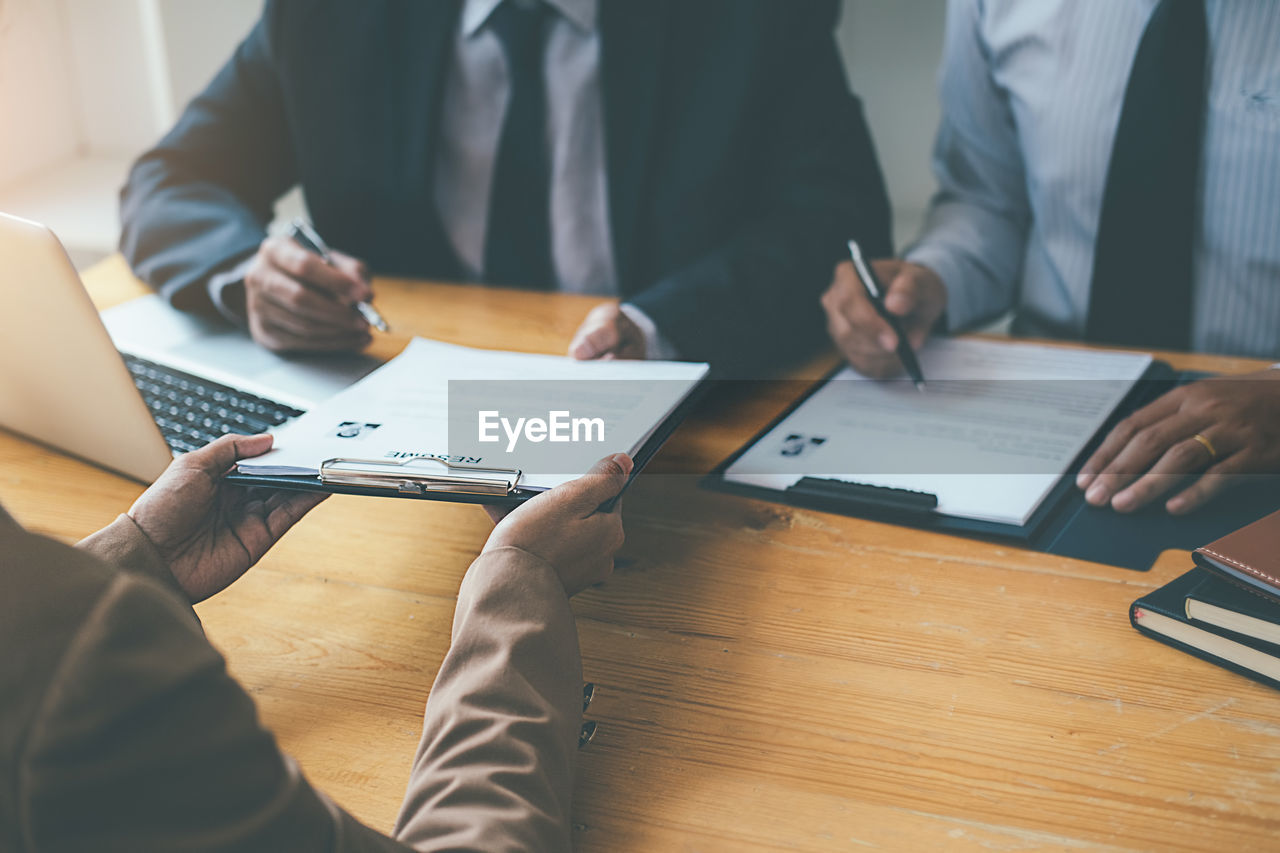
[227,372,710,507]
[703,362,1280,571]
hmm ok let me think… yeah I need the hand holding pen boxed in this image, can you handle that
[239,219,388,353]
[821,241,947,384]
[288,219,390,333]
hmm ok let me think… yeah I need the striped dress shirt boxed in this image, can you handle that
[907,0,1280,358]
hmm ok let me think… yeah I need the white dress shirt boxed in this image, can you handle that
[908,0,1280,358]
[434,0,673,357]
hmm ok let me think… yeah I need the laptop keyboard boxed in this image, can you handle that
[122,354,305,454]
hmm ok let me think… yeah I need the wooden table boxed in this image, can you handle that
[3,256,1278,851]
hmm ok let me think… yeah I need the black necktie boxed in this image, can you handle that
[484,0,555,290]
[1085,0,1207,350]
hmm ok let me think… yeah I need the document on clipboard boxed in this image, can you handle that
[233,338,709,502]
[717,339,1154,527]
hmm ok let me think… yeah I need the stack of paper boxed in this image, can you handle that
[237,337,709,492]
[723,339,1153,526]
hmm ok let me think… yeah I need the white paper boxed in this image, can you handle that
[723,339,1153,526]
[238,337,708,491]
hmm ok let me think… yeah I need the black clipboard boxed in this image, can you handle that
[703,363,1280,570]
[227,375,710,508]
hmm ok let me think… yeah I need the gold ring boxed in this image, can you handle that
[1191,433,1217,461]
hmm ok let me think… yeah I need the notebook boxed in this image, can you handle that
[1131,568,1280,692]
[1191,507,1280,604]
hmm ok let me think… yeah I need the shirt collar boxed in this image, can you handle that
[461,0,597,38]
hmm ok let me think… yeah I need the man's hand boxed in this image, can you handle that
[1077,370,1280,515]
[244,235,374,353]
[128,434,327,602]
[821,259,947,377]
[568,303,646,361]
[482,453,632,596]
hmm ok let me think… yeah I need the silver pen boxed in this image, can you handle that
[288,218,390,332]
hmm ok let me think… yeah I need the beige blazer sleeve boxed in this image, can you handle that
[394,546,583,853]
[12,518,582,852]
[20,518,410,852]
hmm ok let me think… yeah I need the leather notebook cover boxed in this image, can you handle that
[1193,508,1280,604]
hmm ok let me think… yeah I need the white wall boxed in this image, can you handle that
[54,0,262,160]
[156,0,260,121]
[61,0,167,157]
[0,0,81,186]
[0,0,265,263]
[839,0,946,249]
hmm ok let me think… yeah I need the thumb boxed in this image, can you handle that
[569,308,622,360]
[883,272,920,318]
[331,252,373,302]
[561,453,633,513]
[182,433,274,477]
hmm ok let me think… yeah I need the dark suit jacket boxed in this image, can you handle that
[1,506,582,851]
[119,0,890,375]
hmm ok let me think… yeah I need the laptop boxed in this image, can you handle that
[0,212,379,482]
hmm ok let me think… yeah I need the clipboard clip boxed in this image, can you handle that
[787,477,938,516]
[319,456,523,497]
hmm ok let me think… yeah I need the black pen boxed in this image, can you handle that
[847,239,925,391]
[288,218,390,332]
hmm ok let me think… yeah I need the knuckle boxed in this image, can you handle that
[852,355,895,379]
[1137,428,1172,455]
[600,456,626,480]
[1171,440,1201,465]
[1111,418,1138,445]
[831,261,854,286]
[1198,398,1231,420]
[277,246,308,277]
[260,235,284,258]
[244,257,267,284]
[846,298,878,327]
[258,332,287,352]
[282,284,309,312]
[890,274,918,298]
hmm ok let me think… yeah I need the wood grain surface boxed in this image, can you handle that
[2,255,1277,851]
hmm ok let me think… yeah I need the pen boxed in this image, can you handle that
[847,239,925,391]
[288,218,390,332]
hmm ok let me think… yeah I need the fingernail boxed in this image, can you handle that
[1085,483,1107,505]
[1111,491,1133,511]
[1076,471,1093,489]
[879,332,897,350]
[612,453,634,474]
